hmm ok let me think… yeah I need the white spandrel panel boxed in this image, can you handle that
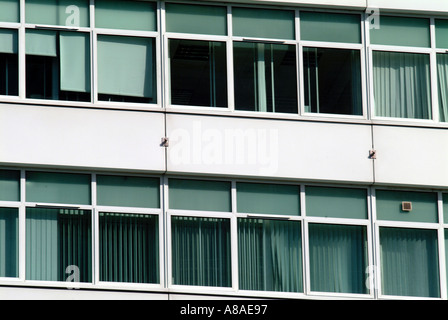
[206,0,367,9]
[0,103,166,172]
[166,114,374,183]
[373,125,448,188]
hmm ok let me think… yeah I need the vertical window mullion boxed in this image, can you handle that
[437,192,447,299]
[227,5,234,112]
[430,18,440,123]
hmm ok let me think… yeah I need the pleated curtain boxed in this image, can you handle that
[308,224,368,294]
[373,51,432,119]
[238,219,303,293]
[25,208,92,282]
[437,53,448,122]
[380,227,440,298]
[171,216,231,287]
[99,212,159,284]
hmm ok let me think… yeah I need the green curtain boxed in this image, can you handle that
[97,35,154,98]
[308,224,368,294]
[238,219,302,293]
[171,216,231,287]
[437,54,448,122]
[373,51,432,119]
[99,212,159,284]
[380,227,440,298]
[26,208,92,282]
[0,208,18,278]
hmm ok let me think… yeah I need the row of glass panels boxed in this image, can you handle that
[2,0,448,121]
[0,169,447,298]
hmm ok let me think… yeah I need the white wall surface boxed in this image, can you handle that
[166,114,374,184]
[367,0,448,15]
[0,104,166,173]
[373,125,448,188]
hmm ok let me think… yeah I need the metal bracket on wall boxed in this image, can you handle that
[161,137,169,148]
[369,149,377,159]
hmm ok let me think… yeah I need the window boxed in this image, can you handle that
[0,207,18,278]
[305,186,369,295]
[168,178,232,288]
[95,0,158,104]
[375,190,441,298]
[233,7,297,114]
[370,16,432,119]
[301,12,363,116]
[237,182,302,293]
[436,20,448,122]
[0,29,18,97]
[166,3,228,108]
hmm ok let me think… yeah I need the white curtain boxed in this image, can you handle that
[373,51,432,119]
[437,54,448,122]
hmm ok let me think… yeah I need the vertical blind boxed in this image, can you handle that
[26,208,92,282]
[437,54,448,122]
[373,51,432,119]
[171,216,231,287]
[380,227,440,298]
[0,207,18,278]
[308,224,368,294]
[99,212,159,283]
[238,219,302,292]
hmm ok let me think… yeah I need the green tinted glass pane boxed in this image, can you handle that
[25,0,89,27]
[26,207,92,282]
[436,19,448,49]
[97,35,155,99]
[300,12,361,43]
[95,0,156,31]
[238,218,303,292]
[26,171,91,205]
[376,190,437,223]
[0,170,20,201]
[309,224,368,294]
[443,194,448,223]
[237,182,300,216]
[166,3,227,36]
[169,179,231,212]
[370,16,430,48]
[380,227,440,298]
[233,7,295,40]
[306,187,367,219]
[97,175,160,208]
[0,207,18,278]
[99,212,159,283]
[0,0,19,23]
[172,216,231,287]
[0,29,18,54]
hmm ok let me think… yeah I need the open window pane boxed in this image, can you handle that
[380,227,440,298]
[238,218,302,292]
[0,0,19,23]
[0,29,18,96]
[26,30,91,101]
[26,208,92,282]
[25,0,89,28]
[373,51,431,119]
[300,12,361,44]
[99,212,159,284]
[0,208,18,278]
[166,3,227,36]
[234,42,297,113]
[169,39,227,107]
[171,216,231,287]
[309,224,368,294]
[98,35,156,103]
[95,0,156,32]
[304,47,362,115]
[232,7,295,40]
